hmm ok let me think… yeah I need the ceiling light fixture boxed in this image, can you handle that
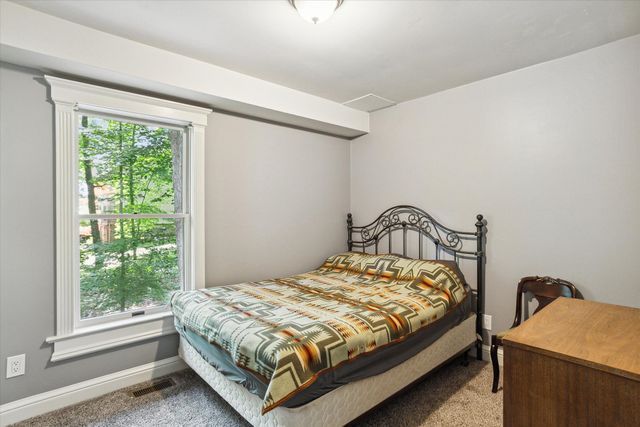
[289,0,344,25]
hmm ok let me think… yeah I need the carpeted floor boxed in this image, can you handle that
[15,359,502,427]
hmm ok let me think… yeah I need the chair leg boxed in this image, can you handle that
[490,337,500,393]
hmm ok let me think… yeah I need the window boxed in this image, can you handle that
[46,77,210,361]
[77,115,187,326]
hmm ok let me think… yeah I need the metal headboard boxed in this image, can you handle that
[346,205,486,360]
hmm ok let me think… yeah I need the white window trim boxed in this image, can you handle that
[45,76,211,362]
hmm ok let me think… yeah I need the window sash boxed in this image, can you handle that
[76,216,190,328]
[77,110,190,216]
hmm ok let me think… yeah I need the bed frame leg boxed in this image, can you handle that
[461,349,470,367]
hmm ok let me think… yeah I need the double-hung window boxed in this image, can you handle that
[46,77,210,361]
[77,114,187,326]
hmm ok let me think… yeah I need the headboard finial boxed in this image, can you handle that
[476,214,484,223]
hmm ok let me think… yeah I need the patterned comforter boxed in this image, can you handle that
[171,252,469,413]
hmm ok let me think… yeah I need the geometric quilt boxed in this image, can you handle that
[171,251,468,413]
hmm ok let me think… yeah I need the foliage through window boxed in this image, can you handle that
[78,115,186,320]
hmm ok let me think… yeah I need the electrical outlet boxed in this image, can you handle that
[482,314,492,331]
[6,354,25,378]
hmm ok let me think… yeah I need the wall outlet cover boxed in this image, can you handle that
[6,354,25,378]
[482,314,492,331]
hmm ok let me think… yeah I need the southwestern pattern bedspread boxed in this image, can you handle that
[171,252,469,413]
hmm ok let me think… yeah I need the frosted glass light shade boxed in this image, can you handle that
[291,0,342,24]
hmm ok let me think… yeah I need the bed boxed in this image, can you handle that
[173,205,487,426]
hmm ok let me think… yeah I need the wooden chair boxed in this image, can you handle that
[491,276,579,393]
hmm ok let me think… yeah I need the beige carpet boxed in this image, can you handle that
[15,359,502,427]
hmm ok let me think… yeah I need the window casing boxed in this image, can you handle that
[46,76,210,362]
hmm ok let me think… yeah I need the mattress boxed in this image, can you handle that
[179,314,477,427]
[172,252,470,413]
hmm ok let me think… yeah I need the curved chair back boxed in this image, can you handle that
[512,276,579,328]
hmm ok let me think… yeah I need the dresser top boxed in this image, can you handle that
[503,298,640,381]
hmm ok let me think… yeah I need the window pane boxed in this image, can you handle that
[78,115,184,215]
[79,218,184,319]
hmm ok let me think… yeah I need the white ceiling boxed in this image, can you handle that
[15,0,640,104]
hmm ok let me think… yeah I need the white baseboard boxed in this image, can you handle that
[0,356,187,426]
[480,344,504,366]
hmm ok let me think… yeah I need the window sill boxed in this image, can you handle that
[46,311,176,362]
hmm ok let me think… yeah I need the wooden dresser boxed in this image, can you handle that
[502,298,640,426]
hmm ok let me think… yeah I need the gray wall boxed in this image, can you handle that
[350,35,640,337]
[0,64,350,404]
[204,113,350,286]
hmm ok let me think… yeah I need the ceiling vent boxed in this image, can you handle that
[342,93,396,113]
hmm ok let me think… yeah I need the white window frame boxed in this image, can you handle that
[45,76,210,362]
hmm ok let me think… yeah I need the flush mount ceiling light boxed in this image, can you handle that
[289,0,344,25]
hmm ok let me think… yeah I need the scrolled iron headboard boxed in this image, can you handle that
[346,205,487,360]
